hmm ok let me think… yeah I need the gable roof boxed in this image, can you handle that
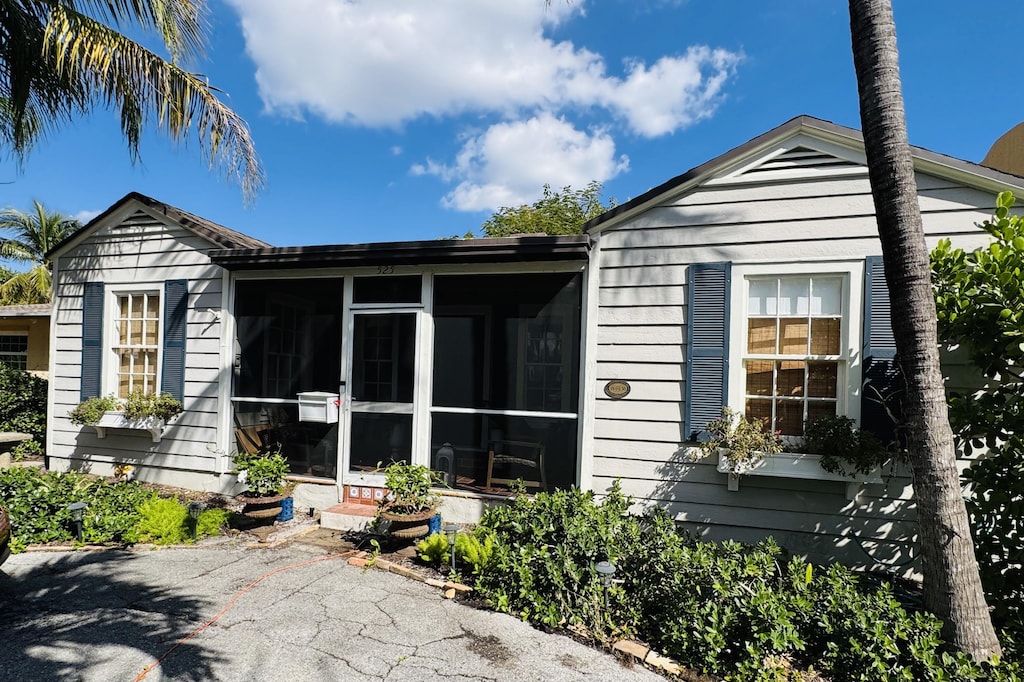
[46,192,270,259]
[583,115,1024,233]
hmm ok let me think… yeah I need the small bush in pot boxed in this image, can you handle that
[378,460,441,517]
[696,407,784,474]
[234,445,289,498]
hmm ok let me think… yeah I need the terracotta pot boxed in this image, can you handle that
[379,507,436,539]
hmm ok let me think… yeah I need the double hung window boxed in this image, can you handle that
[113,292,160,398]
[0,333,28,370]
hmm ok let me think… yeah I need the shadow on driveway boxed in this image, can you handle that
[0,550,224,681]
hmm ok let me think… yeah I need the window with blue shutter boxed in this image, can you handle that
[81,282,105,400]
[161,279,188,402]
[862,255,903,445]
[684,263,731,441]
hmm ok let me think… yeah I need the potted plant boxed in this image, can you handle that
[802,415,893,478]
[697,407,784,475]
[377,460,442,539]
[234,445,291,520]
[69,391,183,443]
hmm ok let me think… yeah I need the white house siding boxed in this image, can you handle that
[48,208,232,492]
[589,165,999,573]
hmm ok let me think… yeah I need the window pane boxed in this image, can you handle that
[807,361,838,398]
[353,275,421,304]
[745,360,774,396]
[776,360,805,397]
[349,412,412,471]
[147,295,160,318]
[432,273,581,412]
[352,313,415,403]
[748,279,777,316]
[807,401,837,423]
[779,278,809,316]
[0,335,27,353]
[776,400,804,436]
[745,399,772,429]
[811,278,842,316]
[810,318,841,355]
[778,318,809,355]
[233,278,344,399]
[430,412,576,491]
[747,318,777,354]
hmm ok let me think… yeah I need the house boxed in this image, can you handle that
[0,304,51,377]
[45,116,1023,571]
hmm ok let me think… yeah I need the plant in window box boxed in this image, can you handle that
[234,445,291,519]
[801,415,893,478]
[122,391,184,423]
[696,407,784,475]
[376,460,442,539]
[69,395,121,426]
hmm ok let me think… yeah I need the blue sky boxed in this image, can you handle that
[2,0,1022,251]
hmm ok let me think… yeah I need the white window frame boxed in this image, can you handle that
[0,332,29,370]
[727,261,864,436]
[104,284,163,399]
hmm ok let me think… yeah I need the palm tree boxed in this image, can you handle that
[0,0,263,200]
[847,0,1001,660]
[0,200,80,303]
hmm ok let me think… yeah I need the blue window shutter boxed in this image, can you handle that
[81,282,105,400]
[862,256,902,444]
[161,279,188,401]
[685,263,731,441]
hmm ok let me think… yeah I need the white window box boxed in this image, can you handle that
[716,450,882,501]
[92,411,166,443]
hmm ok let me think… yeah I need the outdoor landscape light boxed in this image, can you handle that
[444,523,459,572]
[67,502,87,542]
[187,502,205,541]
[595,560,617,588]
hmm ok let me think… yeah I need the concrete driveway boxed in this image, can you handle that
[0,542,662,681]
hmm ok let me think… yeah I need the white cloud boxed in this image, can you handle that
[73,209,102,224]
[225,0,740,210]
[226,0,739,137]
[417,113,629,212]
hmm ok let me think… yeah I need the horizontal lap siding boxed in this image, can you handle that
[590,171,992,572]
[51,210,227,484]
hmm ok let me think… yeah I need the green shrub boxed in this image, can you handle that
[472,483,1021,681]
[455,529,494,574]
[416,532,450,565]
[0,364,47,450]
[135,496,229,545]
[0,468,150,549]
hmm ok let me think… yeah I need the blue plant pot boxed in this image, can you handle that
[428,513,442,535]
[276,497,294,522]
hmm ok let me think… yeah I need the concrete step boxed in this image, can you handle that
[321,502,378,532]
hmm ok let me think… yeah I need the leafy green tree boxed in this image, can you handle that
[932,190,1024,654]
[0,0,263,199]
[848,0,1000,659]
[0,200,80,303]
[480,181,614,237]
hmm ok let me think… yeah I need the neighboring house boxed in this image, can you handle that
[45,116,1023,572]
[0,304,51,377]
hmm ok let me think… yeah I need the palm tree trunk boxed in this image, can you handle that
[848,0,1000,660]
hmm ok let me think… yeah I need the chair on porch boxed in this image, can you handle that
[486,439,546,491]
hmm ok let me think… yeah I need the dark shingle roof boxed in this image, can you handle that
[46,192,270,258]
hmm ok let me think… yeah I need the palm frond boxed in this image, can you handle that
[0,265,52,304]
[45,4,264,199]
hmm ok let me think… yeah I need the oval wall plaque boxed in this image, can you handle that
[604,380,631,400]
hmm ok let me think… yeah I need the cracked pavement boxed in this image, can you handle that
[0,544,663,681]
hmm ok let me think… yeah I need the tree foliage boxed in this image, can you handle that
[0,200,80,303]
[0,0,263,199]
[932,190,1024,654]
[480,181,614,237]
